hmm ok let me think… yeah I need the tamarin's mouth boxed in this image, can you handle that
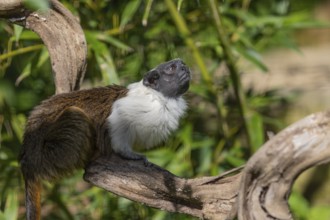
[179,71,190,84]
[177,67,190,96]
[178,65,191,83]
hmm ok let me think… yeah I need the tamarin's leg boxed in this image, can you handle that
[21,106,96,220]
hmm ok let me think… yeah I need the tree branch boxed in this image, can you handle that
[238,111,330,220]
[84,111,330,220]
[0,0,87,94]
[84,155,242,220]
[0,0,24,18]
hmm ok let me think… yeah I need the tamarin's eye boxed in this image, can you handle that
[148,73,159,84]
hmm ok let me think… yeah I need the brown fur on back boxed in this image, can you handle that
[26,85,128,131]
[20,85,128,181]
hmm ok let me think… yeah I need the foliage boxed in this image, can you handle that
[0,0,326,219]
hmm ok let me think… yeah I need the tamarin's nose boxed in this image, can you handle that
[167,58,189,75]
[173,59,187,70]
[176,62,190,80]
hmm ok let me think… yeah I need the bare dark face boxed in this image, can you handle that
[143,59,191,98]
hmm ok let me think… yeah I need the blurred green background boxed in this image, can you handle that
[1,0,330,219]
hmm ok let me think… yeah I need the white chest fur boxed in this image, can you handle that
[107,81,187,159]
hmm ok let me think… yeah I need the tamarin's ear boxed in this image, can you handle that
[143,70,160,89]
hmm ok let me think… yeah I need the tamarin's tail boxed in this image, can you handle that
[24,177,42,220]
[20,106,96,220]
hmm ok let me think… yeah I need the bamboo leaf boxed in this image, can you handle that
[13,25,23,42]
[0,45,44,60]
[236,46,268,72]
[23,0,50,11]
[142,0,153,26]
[120,0,141,29]
[96,32,133,52]
[86,32,119,84]
[1,190,18,220]
[247,111,264,152]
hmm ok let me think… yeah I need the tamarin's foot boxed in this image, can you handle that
[114,150,150,166]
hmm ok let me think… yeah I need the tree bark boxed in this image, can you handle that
[84,155,242,220]
[0,0,24,17]
[83,111,330,219]
[0,0,87,94]
[237,111,330,220]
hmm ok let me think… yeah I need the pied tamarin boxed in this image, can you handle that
[19,58,191,220]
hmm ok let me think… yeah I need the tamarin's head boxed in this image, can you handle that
[143,59,191,98]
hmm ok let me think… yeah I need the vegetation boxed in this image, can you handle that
[0,0,328,219]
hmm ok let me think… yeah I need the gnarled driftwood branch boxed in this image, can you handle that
[83,111,330,220]
[84,155,242,219]
[0,0,87,94]
[2,1,330,219]
[238,111,330,220]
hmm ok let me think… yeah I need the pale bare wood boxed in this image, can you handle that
[0,0,87,94]
[0,0,23,17]
[238,111,330,220]
[84,155,242,219]
[84,111,330,220]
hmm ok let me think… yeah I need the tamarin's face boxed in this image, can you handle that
[143,59,190,98]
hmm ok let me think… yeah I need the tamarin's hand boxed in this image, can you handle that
[20,58,190,220]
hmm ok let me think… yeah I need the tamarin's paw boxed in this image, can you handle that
[115,150,149,164]
[118,151,151,167]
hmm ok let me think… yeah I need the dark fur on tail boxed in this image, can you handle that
[24,178,41,220]
[20,107,95,220]
[20,85,128,219]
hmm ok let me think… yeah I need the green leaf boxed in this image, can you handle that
[308,205,330,220]
[0,190,19,220]
[120,0,141,29]
[142,0,153,26]
[177,0,184,11]
[10,114,26,142]
[15,62,31,86]
[247,111,264,152]
[235,46,268,72]
[13,25,23,42]
[226,154,246,167]
[289,20,330,29]
[15,48,49,86]
[0,44,44,60]
[95,50,119,85]
[23,0,50,11]
[282,11,322,28]
[86,32,119,84]
[289,191,310,219]
[19,31,40,40]
[96,32,133,52]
